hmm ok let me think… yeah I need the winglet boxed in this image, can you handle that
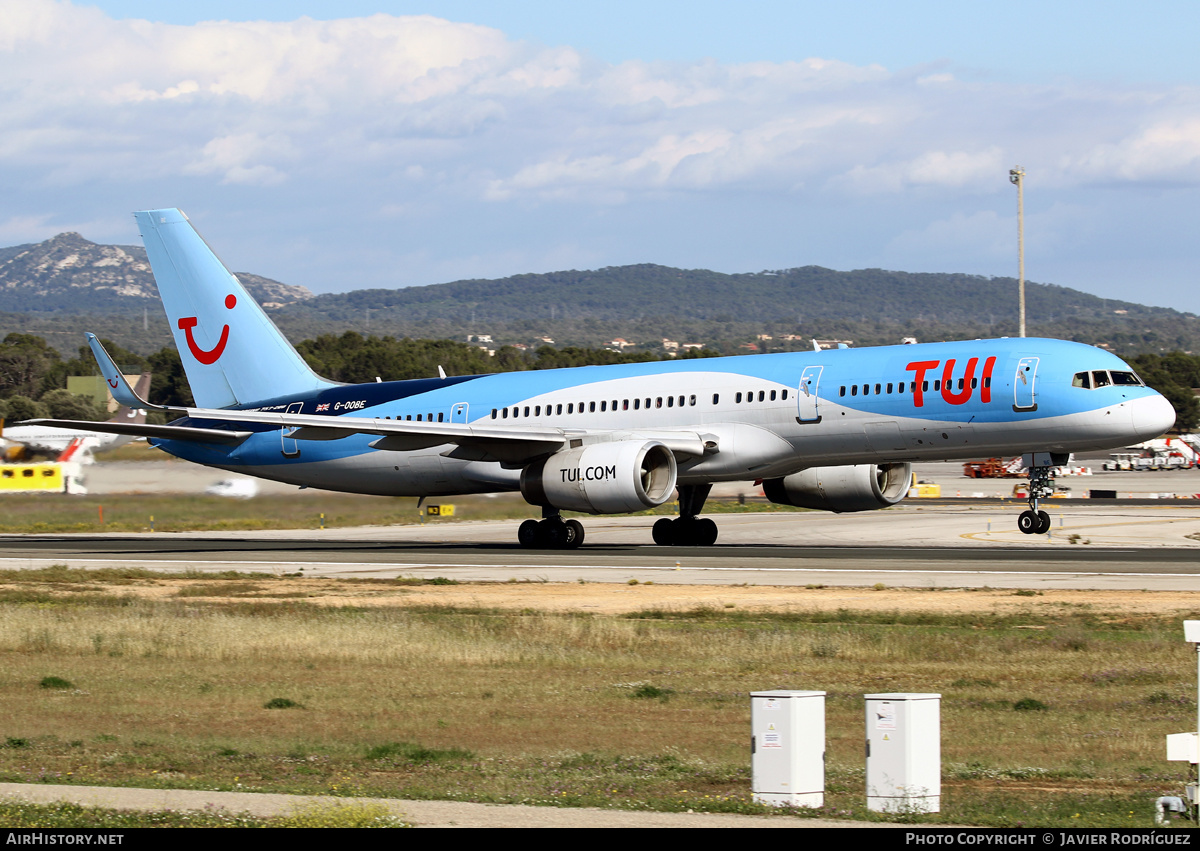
[86,334,170,412]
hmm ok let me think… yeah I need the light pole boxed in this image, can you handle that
[1009,166,1026,338]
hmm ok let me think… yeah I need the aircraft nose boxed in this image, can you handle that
[1130,393,1176,441]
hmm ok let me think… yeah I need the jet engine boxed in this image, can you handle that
[521,440,677,514]
[762,462,912,513]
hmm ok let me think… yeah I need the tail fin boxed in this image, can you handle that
[134,209,336,408]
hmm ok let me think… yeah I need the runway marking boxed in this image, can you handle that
[0,557,1193,580]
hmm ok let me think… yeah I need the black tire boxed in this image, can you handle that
[1036,510,1051,534]
[1017,510,1038,534]
[564,519,585,549]
[652,517,676,546]
[539,518,566,548]
[518,519,539,548]
[696,517,718,546]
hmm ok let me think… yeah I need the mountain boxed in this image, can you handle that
[0,232,312,314]
[1,233,1199,358]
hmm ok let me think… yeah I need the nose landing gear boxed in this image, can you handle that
[1018,452,1066,535]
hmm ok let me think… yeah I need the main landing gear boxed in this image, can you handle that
[1017,452,1065,535]
[518,508,584,549]
[652,484,719,546]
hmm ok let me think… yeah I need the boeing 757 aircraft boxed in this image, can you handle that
[23,209,1176,548]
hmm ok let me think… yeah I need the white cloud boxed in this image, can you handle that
[2,1,1200,304]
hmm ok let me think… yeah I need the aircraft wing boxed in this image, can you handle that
[70,334,715,466]
[16,419,253,446]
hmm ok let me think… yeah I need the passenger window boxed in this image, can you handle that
[600,401,606,412]
[556,404,563,415]
[863,384,869,396]
[712,394,719,404]
[887,383,893,394]
[839,386,846,397]
[667,396,674,407]
[736,392,743,403]
[439,412,446,422]
[491,409,497,419]
[568,404,574,414]
[679,396,685,406]
[624,400,629,410]
[875,384,881,395]
[770,390,777,401]
[589,401,596,413]
[634,399,640,410]
[522,407,529,417]
[851,385,858,396]
[690,395,697,406]
[655,397,663,408]
[782,389,788,400]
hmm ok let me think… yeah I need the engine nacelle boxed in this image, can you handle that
[521,440,678,514]
[762,462,912,513]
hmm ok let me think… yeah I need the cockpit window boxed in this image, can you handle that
[1110,371,1144,386]
[1076,369,1144,389]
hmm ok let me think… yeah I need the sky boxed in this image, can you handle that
[2,1,1199,313]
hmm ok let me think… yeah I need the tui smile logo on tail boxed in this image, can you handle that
[178,294,236,364]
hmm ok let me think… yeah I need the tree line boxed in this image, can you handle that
[0,330,1196,431]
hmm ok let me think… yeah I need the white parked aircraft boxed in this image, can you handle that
[2,374,151,462]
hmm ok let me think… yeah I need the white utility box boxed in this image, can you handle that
[1167,732,1199,764]
[751,690,826,807]
[865,693,941,813]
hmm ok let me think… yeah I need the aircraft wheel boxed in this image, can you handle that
[696,517,718,546]
[652,517,676,546]
[538,518,567,548]
[1017,510,1038,534]
[563,519,585,549]
[518,519,539,549]
[1036,510,1051,535]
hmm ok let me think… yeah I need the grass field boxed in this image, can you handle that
[0,567,1198,827]
[0,489,804,534]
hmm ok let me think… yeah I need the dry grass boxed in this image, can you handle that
[0,570,1196,825]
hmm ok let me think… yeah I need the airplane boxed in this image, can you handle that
[20,208,1176,547]
[2,374,151,463]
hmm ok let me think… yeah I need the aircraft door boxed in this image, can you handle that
[281,402,303,457]
[451,402,469,424]
[796,366,823,423]
[1013,358,1039,412]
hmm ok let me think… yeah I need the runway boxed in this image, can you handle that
[3,504,1198,590]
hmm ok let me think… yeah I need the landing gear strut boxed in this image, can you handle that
[1018,452,1065,535]
[518,507,584,549]
[652,484,719,546]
